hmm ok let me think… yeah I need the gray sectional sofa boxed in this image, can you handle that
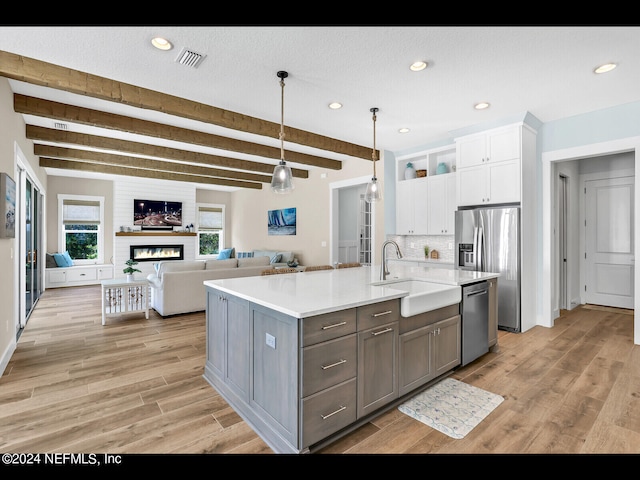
[147,256,272,316]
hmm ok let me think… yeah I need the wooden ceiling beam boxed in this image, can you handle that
[16,94,341,170]
[39,157,263,189]
[0,50,371,159]
[33,145,274,183]
[26,125,309,179]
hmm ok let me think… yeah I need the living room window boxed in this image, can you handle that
[58,194,105,265]
[197,203,224,257]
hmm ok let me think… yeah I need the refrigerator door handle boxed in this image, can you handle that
[475,226,484,271]
[476,227,484,272]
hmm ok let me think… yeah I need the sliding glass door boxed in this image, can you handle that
[19,171,43,335]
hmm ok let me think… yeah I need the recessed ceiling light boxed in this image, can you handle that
[474,102,490,110]
[151,37,173,51]
[328,102,343,109]
[410,61,428,72]
[398,127,410,134]
[594,63,617,74]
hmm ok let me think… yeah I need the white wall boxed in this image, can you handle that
[0,77,46,376]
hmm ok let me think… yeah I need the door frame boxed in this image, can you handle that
[542,136,640,345]
[330,175,377,267]
[16,144,46,332]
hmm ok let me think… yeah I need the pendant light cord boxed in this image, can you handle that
[279,75,286,162]
[371,108,378,178]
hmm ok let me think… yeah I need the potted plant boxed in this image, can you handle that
[123,258,141,282]
[424,245,430,258]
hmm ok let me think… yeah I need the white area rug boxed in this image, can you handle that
[398,378,504,439]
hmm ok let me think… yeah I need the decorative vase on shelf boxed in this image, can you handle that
[404,162,417,180]
[436,162,448,175]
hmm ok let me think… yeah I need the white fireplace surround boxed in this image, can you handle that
[113,179,197,279]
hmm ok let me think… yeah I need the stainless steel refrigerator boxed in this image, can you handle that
[455,205,521,332]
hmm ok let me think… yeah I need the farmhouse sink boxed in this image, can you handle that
[372,279,461,317]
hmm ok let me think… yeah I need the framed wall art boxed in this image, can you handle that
[268,207,296,236]
[0,172,16,238]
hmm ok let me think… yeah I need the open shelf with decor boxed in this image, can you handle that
[396,144,456,181]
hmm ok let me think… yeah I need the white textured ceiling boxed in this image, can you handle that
[0,25,638,188]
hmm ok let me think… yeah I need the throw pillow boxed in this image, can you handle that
[46,253,58,268]
[218,248,235,260]
[53,251,74,267]
[270,253,282,264]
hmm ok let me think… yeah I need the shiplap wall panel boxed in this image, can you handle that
[113,178,197,278]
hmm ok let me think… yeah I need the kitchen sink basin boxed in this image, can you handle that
[372,279,461,317]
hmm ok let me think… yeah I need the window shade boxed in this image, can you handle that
[198,207,223,230]
[62,199,101,225]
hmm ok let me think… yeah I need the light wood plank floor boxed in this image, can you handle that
[1,285,639,454]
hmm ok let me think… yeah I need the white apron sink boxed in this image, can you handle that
[372,279,461,317]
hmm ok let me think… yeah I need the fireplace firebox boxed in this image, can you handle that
[130,244,184,262]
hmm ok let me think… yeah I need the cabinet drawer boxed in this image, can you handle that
[48,270,67,283]
[399,303,459,334]
[302,334,357,397]
[66,268,97,282]
[302,378,356,448]
[357,299,400,331]
[302,309,357,346]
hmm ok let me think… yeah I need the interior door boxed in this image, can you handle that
[585,176,635,309]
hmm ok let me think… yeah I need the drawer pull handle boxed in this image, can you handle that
[372,327,393,336]
[321,405,347,420]
[321,359,347,370]
[372,310,393,317]
[322,321,347,330]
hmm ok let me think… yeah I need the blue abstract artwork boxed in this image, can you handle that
[268,207,296,236]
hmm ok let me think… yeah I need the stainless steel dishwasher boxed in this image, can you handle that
[460,281,489,366]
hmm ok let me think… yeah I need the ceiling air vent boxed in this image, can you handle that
[54,122,68,130]
[175,47,207,69]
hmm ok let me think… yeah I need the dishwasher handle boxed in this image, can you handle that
[465,289,488,298]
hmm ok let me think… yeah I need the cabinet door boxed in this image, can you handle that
[396,184,414,234]
[444,174,456,233]
[206,290,251,400]
[226,294,251,400]
[398,324,433,396]
[412,179,429,234]
[98,266,113,280]
[357,321,398,418]
[488,128,520,163]
[427,174,456,234]
[433,315,461,376]
[206,290,226,377]
[427,175,446,235]
[457,135,486,168]
[457,165,488,206]
[488,160,520,204]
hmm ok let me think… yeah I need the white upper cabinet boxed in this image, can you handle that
[396,178,429,235]
[455,125,522,206]
[396,145,455,235]
[427,173,456,235]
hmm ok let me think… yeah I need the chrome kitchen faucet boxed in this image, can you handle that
[380,240,403,280]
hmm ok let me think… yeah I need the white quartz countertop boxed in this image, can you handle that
[204,264,499,318]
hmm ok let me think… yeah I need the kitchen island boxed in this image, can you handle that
[203,264,498,453]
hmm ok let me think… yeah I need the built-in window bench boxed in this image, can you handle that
[46,264,114,288]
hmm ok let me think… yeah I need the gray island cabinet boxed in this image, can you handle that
[203,265,494,453]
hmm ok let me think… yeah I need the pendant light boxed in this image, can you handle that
[271,70,294,194]
[365,107,382,203]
